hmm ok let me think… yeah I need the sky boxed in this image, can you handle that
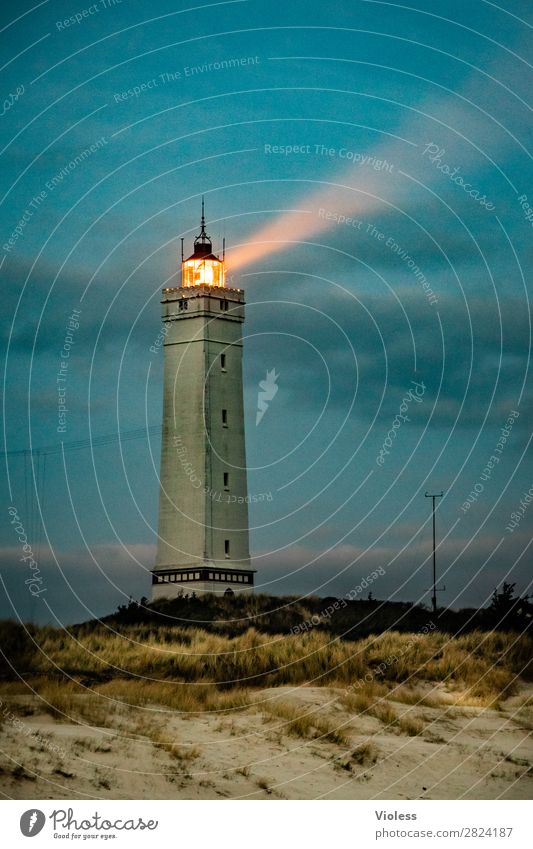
[0,0,531,624]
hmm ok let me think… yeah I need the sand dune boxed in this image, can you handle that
[2,685,531,800]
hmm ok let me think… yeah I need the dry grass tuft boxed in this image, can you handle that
[335,741,379,772]
[512,704,533,731]
[261,700,349,745]
[386,686,443,708]
[34,680,79,719]
[396,714,426,736]
[95,679,250,714]
[31,680,114,727]
[349,742,379,766]
[150,729,200,762]
[340,688,398,728]
[340,687,426,735]
[369,701,398,727]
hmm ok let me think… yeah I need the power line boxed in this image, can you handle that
[4,423,161,622]
[1,424,160,458]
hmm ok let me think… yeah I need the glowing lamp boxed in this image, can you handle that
[181,200,225,288]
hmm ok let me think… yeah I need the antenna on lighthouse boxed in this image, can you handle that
[180,238,184,262]
[222,237,225,261]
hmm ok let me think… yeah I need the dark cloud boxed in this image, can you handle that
[0,544,152,626]
[243,286,531,428]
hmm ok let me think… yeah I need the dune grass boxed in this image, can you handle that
[336,741,379,770]
[260,699,349,745]
[16,626,530,696]
[32,680,115,726]
[1,623,530,736]
[385,685,444,708]
[396,714,426,736]
[94,679,250,714]
[148,728,200,762]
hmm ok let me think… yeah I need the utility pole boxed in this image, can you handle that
[425,491,444,615]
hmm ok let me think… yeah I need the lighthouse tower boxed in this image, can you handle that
[151,204,254,599]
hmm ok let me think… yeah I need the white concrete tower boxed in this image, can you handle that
[152,204,254,599]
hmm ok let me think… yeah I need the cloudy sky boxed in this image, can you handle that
[1,0,531,624]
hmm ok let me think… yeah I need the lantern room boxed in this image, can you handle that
[181,200,225,288]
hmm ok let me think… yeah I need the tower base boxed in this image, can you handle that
[151,565,255,600]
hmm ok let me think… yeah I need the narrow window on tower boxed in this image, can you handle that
[223,472,229,490]
[220,353,226,370]
[224,539,230,558]
[222,409,228,427]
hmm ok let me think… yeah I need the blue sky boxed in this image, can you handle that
[1,0,531,624]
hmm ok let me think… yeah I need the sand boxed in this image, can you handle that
[1,685,531,800]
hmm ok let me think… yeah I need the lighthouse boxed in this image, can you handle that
[151,204,254,599]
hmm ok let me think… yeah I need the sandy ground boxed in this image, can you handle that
[1,685,532,800]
